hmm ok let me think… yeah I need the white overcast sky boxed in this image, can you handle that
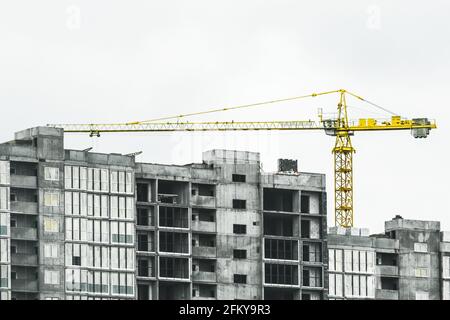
[1,1,449,233]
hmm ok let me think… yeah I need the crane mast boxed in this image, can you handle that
[333,90,355,228]
[47,89,437,228]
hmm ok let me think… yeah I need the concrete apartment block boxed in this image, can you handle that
[440,232,450,299]
[261,167,327,300]
[0,127,327,300]
[328,216,444,300]
[385,218,441,300]
[3,126,450,301]
[0,160,11,300]
[134,150,328,300]
[328,230,377,300]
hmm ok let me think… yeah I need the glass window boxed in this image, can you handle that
[0,265,9,288]
[44,244,58,258]
[86,220,93,242]
[119,197,126,219]
[101,169,109,192]
[111,273,119,294]
[80,193,87,216]
[87,194,93,216]
[44,167,59,181]
[414,243,428,253]
[0,239,9,263]
[73,218,80,241]
[94,195,101,217]
[0,212,9,236]
[73,192,80,215]
[44,217,59,233]
[119,223,126,243]
[101,195,109,218]
[80,218,87,241]
[126,172,133,194]
[0,161,10,185]
[126,223,134,244]
[72,167,80,189]
[0,187,9,211]
[111,247,119,269]
[65,166,72,189]
[127,248,134,270]
[94,246,101,268]
[111,222,118,243]
[65,218,72,239]
[65,192,72,215]
[110,196,118,219]
[101,221,109,243]
[94,220,101,242]
[352,251,359,272]
[44,191,59,207]
[44,270,60,285]
[94,169,101,191]
[126,273,134,295]
[101,272,109,294]
[126,197,134,220]
[360,251,367,272]
[86,246,93,268]
[87,168,93,191]
[119,248,126,269]
[118,172,125,193]
[102,247,109,268]
[110,171,118,193]
[80,167,87,190]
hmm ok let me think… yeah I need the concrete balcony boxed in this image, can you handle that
[192,220,216,233]
[10,175,37,189]
[10,201,38,215]
[9,146,37,159]
[376,289,399,300]
[192,271,217,283]
[191,195,216,208]
[376,265,399,277]
[11,227,38,241]
[192,246,217,258]
[11,279,38,292]
[11,253,38,266]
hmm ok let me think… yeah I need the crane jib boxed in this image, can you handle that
[45,90,437,228]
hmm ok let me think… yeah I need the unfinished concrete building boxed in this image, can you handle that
[262,168,327,300]
[0,127,328,300]
[134,150,328,300]
[328,216,443,300]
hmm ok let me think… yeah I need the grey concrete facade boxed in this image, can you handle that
[134,150,328,300]
[0,127,328,300]
[328,216,445,300]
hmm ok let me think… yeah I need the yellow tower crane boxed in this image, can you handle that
[47,89,437,228]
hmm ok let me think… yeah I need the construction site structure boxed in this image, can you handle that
[0,127,448,301]
[328,216,450,300]
[47,89,437,228]
[0,127,327,300]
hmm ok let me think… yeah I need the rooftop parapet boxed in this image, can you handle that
[15,126,63,140]
[202,149,260,165]
[262,172,325,190]
[328,226,370,237]
[64,149,135,167]
[385,216,440,232]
